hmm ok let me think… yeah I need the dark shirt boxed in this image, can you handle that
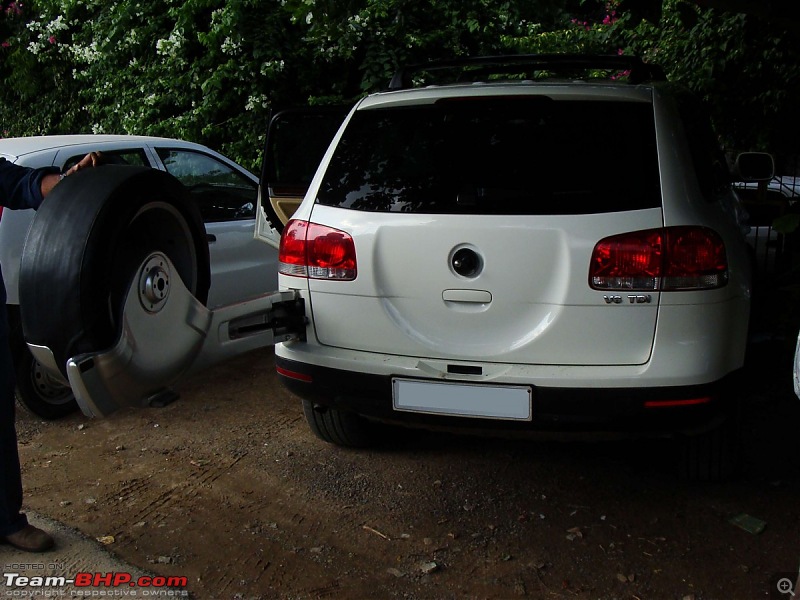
[0,157,58,211]
[0,158,60,306]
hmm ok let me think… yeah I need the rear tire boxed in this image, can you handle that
[302,400,376,447]
[15,342,78,420]
[8,308,77,419]
[679,413,741,482]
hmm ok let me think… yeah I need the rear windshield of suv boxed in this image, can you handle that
[317,97,661,215]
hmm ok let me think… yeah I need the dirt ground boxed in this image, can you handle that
[10,342,800,600]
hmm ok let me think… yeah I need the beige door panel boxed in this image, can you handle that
[271,195,303,225]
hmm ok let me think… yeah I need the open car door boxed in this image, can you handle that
[255,106,350,245]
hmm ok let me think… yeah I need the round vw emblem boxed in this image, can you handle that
[450,246,483,278]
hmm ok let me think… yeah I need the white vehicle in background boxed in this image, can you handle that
[0,135,279,418]
[795,332,800,399]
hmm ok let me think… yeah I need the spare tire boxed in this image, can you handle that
[19,165,210,378]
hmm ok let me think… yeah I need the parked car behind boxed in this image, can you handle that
[733,175,799,274]
[0,135,278,418]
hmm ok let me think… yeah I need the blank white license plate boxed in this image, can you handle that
[392,378,532,421]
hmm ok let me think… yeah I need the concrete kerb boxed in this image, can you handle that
[0,512,187,598]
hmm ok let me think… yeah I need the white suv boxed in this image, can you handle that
[260,55,772,480]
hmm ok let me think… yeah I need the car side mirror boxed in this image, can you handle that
[734,152,775,182]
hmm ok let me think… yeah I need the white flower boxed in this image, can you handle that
[245,93,269,111]
[156,29,185,58]
[45,15,68,34]
[221,36,241,55]
[71,41,101,63]
[260,60,285,75]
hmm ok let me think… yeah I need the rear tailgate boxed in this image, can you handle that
[303,88,664,367]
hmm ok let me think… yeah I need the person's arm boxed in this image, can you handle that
[0,158,56,210]
[0,152,103,210]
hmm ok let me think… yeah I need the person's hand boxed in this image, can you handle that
[64,151,103,176]
[40,151,103,198]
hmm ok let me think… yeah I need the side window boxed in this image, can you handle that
[156,148,257,222]
[63,149,148,170]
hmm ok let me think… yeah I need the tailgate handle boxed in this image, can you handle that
[442,289,492,304]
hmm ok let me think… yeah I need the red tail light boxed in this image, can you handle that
[589,227,727,291]
[279,219,357,281]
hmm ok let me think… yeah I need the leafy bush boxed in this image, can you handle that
[2,0,799,169]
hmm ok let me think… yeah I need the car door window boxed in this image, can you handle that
[63,149,148,170]
[156,148,257,222]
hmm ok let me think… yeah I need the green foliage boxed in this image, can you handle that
[497,0,800,160]
[0,0,570,167]
[612,1,800,158]
[1,0,799,170]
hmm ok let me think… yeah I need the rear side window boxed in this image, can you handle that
[317,97,661,215]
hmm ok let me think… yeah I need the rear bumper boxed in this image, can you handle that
[276,356,740,437]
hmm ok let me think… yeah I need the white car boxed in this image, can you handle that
[0,135,278,418]
[260,55,773,481]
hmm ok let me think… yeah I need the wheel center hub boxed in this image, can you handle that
[139,254,171,313]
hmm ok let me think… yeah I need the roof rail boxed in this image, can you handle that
[387,54,666,90]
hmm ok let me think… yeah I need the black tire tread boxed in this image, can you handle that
[302,400,375,447]
[19,166,210,377]
[680,415,742,482]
